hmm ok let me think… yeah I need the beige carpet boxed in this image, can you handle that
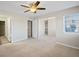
[0,36,10,45]
[0,37,79,57]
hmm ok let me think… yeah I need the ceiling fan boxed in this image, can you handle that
[21,1,46,13]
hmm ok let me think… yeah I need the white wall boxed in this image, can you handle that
[48,17,56,36]
[38,6,79,48]
[11,16,28,42]
[37,17,57,39]
[0,10,29,42]
[39,19,45,39]
[54,6,79,48]
[32,19,41,39]
[32,18,46,39]
[0,5,79,49]
[32,19,37,38]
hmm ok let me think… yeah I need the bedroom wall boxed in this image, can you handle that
[48,17,56,36]
[32,18,42,39]
[38,17,56,39]
[38,6,79,48]
[32,19,38,39]
[48,6,79,48]
[0,10,29,42]
[11,16,28,42]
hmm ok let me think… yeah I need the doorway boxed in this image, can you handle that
[45,20,48,35]
[0,16,11,45]
[0,21,9,45]
[28,20,32,38]
[0,21,5,36]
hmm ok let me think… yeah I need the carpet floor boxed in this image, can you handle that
[0,37,79,57]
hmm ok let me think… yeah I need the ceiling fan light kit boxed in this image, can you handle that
[21,1,46,13]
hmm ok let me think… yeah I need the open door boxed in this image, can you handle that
[28,20,32,38]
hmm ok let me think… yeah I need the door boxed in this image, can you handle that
[28,20,32,38]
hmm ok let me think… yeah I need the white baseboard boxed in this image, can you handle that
[12,39,26,43]
[56,42,79,50]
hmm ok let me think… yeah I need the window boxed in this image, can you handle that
[64,13,79,32]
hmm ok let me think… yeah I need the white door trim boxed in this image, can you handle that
[0,15,12,42]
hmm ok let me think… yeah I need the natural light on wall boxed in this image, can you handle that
[64,13,79,32]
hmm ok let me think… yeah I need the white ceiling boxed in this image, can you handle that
[0,1,79,18]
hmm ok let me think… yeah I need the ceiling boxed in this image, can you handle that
[0,1,79,18]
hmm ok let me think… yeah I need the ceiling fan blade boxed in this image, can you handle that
[21,5,30,8]
[24,10,30,13]
[37,8,46,10]
[34,1,40,7]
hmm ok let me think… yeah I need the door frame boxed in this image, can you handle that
[0,15,11,42]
